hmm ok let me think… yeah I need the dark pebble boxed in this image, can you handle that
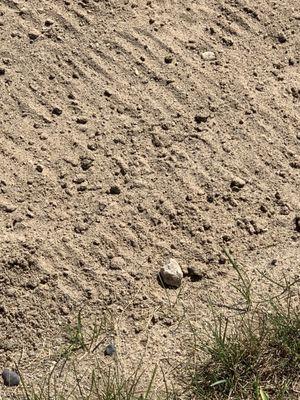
[194,114,209,124]
[104,90,112,97]
[104,344,116,356]
[2,369,20,387]
[52,107,62,116]
[277,34,287,43]
[219,255,226,264]
[109,185,121,195]
[76,117,88,124]
[0,67,5,75]
[28,31,39,40]
[36,164,43,173]
[207,194,214,203]
[164,55,173,64]
[44,19,54,27]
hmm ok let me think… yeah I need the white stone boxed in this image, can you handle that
[201,51,216,61]
[160,258,183,288]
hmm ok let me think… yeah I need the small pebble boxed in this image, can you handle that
[230,177,246,190]
[164,55,173,64]
[104,90,112,97]
[159,258,183,288]
[201,51,216,61]
[28,30,40,40]
[219,255,226,264]
[109,185,121,195]
[76,117,88,124]
[0,67,5,75]
[44,19,54,27]
[52,107,62,116]
[277,34,287,43]
[2,369,20,387]
[104,344,116,356]
[36,164,43,173]
[194,113,209,123]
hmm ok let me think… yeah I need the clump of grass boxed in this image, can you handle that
[21,361,161,400]
[191,301,299,399]
[20,361,180,400]
[60,308,112,359]
[189,251,300,399]
[19,311,177,400]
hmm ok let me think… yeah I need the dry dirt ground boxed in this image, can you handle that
[0,0,299,396]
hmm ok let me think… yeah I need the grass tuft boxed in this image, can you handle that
[189,251,300,399]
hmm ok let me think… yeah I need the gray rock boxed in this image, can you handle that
[2,369,20,387]
[104,344,116,356]
[160,258,183,288]
[201,51,216,61]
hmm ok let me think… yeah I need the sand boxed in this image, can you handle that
[0,0,299,395]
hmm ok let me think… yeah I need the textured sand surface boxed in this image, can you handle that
[0,0,299,393]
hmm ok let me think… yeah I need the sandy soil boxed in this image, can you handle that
[0,0,299,395]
